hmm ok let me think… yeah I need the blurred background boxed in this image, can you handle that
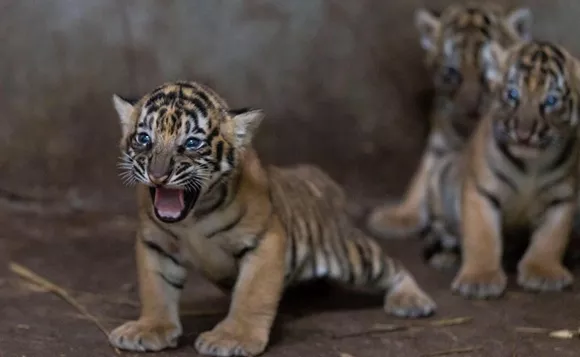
[4,0,580,215]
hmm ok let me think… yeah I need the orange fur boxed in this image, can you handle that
[368,3,532,239]
[108,81,436,356]
[420,41,580,298]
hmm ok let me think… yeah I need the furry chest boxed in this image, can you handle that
[180,227,240,285]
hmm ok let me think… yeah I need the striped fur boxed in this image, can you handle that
[367,3,532,239]
[109,81,436,356]
[423,41,580,299]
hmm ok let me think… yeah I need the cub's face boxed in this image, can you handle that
[415,4,532,129]
[113,81,264,223]
[487,42,580,157]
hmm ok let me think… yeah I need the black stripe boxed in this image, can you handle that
[206,205,247,238]
[354,241,370,283]
[196,91,212,108]
[546,196,575,209]
[145,92,165,107]
[418,224,432,240]
[191,98,208,117]
[207,127,219,143]
[233,245,256,259]
[233,206,273,259]
[223,170,243,208]
[362,241,375,283]
[307,221,318,277]
[165,91,177,102]
[369,254,385,286]
[428,145,448,157]
[490,164,518,192]
[195,182,228,218]
[158,272,184,290]
[422,235,443,262]
[475,183,501,209]
[495,138,526,172]
[545,136,576,172]
[287,233,297,274]
[146,210,181,241]
[183,109,198,128]
[215,141,224,171]
[142,240,181,266]
[333,221,352,283]
[226,147,236,169]
[537,172,570,194]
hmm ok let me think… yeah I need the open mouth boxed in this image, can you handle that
[149,187,199,223]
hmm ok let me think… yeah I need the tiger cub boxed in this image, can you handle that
[423,41,580,299]
[108,81,436,356]
[367,3,532,238]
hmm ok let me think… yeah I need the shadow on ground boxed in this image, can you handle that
[1,201,580,357]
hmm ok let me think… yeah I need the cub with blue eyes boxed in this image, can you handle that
[367,3,533,240]
[109,81,436,356]
[420,40,580,299]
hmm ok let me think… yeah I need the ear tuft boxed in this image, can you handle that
[112,94,137,136]
[415,8,441,52]
[506,7,533,42]
[230,108,265,148]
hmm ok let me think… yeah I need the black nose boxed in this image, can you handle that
[467,109,479,119]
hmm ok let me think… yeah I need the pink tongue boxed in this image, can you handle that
[154,188,185,219]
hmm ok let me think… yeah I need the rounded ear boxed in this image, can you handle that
[481,42,509,87]
[112,94,138,137]
[229,108,265,148]
[415,8,441,52]
[505,7,533,42]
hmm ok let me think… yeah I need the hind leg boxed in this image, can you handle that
[422,222,461,271]
[517,201,574,292]
[328,236,436,318]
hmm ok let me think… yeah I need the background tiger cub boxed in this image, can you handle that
[109,81,436,356]
[423,41,580,299]
[367,3,532,238]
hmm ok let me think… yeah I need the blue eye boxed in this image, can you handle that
[505,88,520,102]
[544,95,559,108]
[442,66,461,84]
[135,133,151,146]
[184,137,204,150]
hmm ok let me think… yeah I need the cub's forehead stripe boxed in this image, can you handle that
[132,83,221,138]
[512,43,572,93]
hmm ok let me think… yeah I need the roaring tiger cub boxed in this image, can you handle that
[422,40,580,298]
[108,81,436,356]
[367,3,532,238]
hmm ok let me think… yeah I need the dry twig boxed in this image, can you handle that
[9,262,120,355]
[514,326,549,334]
[421,346,482,356]
[330,324,408,339]
[430,317,473,327]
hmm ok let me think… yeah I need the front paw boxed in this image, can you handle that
[367,204,423,238]
[108,319,181,352]
[427,251,460,271]
[195,321,268,357]
[385,275,436,318]
[517,261,573,292]
[451,268,506,299]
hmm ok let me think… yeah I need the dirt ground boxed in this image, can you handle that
[2,198,580,357]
